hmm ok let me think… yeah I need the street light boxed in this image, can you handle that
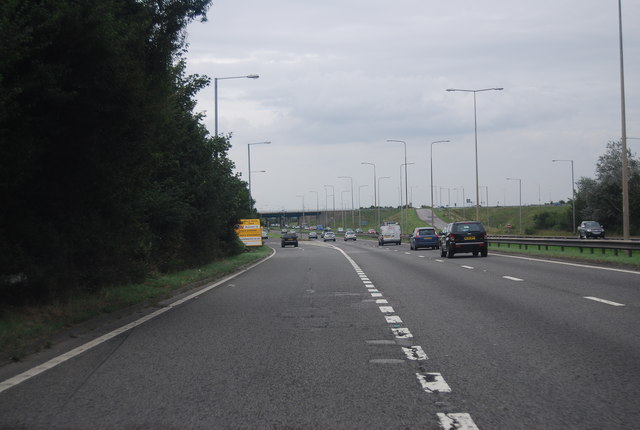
[552,159,576,233]
[387,139,409,234]
[324,185,335,228]
[446,87,503,221]
[341,190,350,229]
[361,162,377,224]
[506,178,522,234]
[399,162,414,234]
[358,185,368,229]
[338,176,355,229]
[309,190,319,227]
[247,141,271,211]
[617,0,630,240]
[430,140,450,226]
[378,176,390,227]
[214,74,259,136]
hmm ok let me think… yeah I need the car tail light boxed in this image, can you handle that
[449,233,455,240]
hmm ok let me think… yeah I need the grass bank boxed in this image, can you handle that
[1,246,272,362]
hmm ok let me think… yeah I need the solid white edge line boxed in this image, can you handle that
[493,253,640,276]
[584,296,625,306]
[0,247,278,394]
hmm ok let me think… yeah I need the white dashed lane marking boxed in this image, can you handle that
[461,265,474,270]
[584,296,625,307]
[503,276,524,282]
[328,244,477,428]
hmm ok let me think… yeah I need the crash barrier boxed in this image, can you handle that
[489,236,640,257]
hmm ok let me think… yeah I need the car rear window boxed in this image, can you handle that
[452,222,484,233]
[417,228,435,235]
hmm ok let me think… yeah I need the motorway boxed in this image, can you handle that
[1,238,639,429]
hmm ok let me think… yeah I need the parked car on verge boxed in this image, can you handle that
[344,231,357,241]
[439,221,487,258]
[308,231,318,239]
[378,223,401,246]
[355,228,363,233]
[577,221,605,239]
[410,227,439,250]
[323,231,336,242]
[281,232,298,248]
[261,229,268,239]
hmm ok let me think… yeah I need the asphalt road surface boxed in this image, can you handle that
[1,238,639,429]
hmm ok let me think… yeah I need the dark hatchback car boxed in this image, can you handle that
[439,221,488,258]
[577,221,605,239]
[281,232,298,247]
[410,227,439,250]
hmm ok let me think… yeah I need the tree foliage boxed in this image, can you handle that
[575,141,640,234]
[0,0,251,305]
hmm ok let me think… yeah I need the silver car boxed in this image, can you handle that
[323,232,336,242]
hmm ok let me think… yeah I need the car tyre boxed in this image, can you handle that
[446,246,455,259]
[472,251,478,257]
[481,248,488,257]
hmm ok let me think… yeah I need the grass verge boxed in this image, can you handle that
[489,242,640,268]
[1,246,272,362]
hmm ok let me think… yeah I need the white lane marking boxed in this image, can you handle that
[437,413,479,430]
[405,252,411,255]
[503,276,524,282]
[376,299,388,304]
[0,247,278,394]
[391,328,413,338]
[416,373,451,393]
[402,346,428,361]
[419,255,426,258]
[461,265,474,270]
[435,259,444,262]
[385,315,403,324]
[371,292,383,297]
[368,289,379,293]
[494,253,640,275]
[379,306,395,313]
[363,280,373,284]
[584,296,626,307]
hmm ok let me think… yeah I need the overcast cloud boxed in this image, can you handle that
[184,0,639,213]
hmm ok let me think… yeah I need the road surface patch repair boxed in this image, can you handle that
[330,244,479,430]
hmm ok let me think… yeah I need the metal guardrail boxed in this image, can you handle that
[488,236,640,257]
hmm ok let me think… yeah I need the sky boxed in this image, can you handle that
[183,0,640,214]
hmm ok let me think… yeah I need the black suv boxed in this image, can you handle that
[281,232,298,247]
[439,221,488,258]
[577,221,605,239]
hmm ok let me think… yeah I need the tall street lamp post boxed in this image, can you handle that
[399,162,414,234]
[430,140,450,227]
[507,178,522,234]
[446,87,503,221]
[552,159,576,233]
[214,74,259,137]
[324,185,335,228]
[339,176,355,229]
[617,0,630,241]
[378,176,390,227]
[309,190,319,227]
[387,140,408,234]
[361,162,377,224]
[358,185,368,230]
[247,141,271,211]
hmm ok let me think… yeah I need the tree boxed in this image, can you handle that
[574,141,640,234]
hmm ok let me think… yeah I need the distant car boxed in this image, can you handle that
[367,229,377,235]
[281,228,288,234]
[323,231,336,242]
[355,228,363,233]
[338,227,344,233]
[308,231,318,239]
[410,227,438,250]
[344,232,357,241]
[261,229,268,239]
[281,232,298,247]
[439,221,487,258]
[577,221,605,239]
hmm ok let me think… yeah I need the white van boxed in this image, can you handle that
[378,223,401,246]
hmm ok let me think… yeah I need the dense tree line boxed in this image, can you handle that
[574,140,640,234]
[0,0,251,305]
